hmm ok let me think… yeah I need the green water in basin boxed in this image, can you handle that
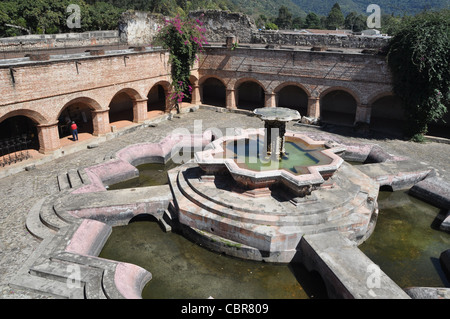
[359,190,450,288]
[216,135,332,175]
[107,159,179,190]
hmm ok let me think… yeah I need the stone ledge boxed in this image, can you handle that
[409,176,450,210]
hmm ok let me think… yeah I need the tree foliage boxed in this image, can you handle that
[325,2,344,30]
[304,12,322,29]
[386,9,450,139]
[275,6,293,29]
[0,0,237,37]
[344,11,366,32]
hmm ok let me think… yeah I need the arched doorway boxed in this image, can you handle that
[320,89,357,126]
[0,115,39,164]
[237,81,265,111]
[147,84,167,113]
[277,85,308,115]
[58,101,94,141]
[109,91,135,124]
[201,77,226,107]
[370,95,406,136]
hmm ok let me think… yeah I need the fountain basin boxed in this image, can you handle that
[195,128,344,197]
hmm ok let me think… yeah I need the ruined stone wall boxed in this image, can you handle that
[188,10,257,44]
[0,10,389,51]
[118,11,163,46]
[188,10,389,49]
[0,31,121,52]
[252,31,390,49]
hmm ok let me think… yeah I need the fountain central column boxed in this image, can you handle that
[265,120,286,159]
[254,107,301,160]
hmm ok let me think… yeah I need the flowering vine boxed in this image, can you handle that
[153,15,208,111]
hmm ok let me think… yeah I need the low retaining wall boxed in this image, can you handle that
[299,232,410,299]
[0,31,121,51]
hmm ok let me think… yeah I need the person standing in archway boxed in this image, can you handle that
[70,121,78,141]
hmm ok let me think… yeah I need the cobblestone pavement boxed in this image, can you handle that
[0,108,449,298]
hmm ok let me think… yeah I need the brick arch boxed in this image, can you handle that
[319,86,361,105]
[199,75,227,88]
[199,75,228,107]
[147,81,171,112]
[369,92,406,136]
[189,74,199,86]
[110,87,144,103]
[0,109,48,125]
[319,86,359,126]
[234,78,266,110]
[234,77,267,92]
[273,82,312,97]
[108,88,143,124]
[274,82,310,115]
[58,97,102,121]
[367,91,396,106]
[148,80,171,93]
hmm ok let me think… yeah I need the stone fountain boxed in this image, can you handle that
[253,107,301,159]
[168,107,380,262]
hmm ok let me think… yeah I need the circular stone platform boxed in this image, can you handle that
[168,157,379,263]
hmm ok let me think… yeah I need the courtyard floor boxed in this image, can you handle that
[0,107,449,299]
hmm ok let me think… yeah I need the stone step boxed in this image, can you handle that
[57,169,86,191]
[177,170,364,227]
[39,196,69,231]
[9,272,84,299]
[30,259,94,284]
[67,169,83,189]
[28,258,110,299]
[177,171,295,226]
[26,197,57,241]
[57,173,70,191]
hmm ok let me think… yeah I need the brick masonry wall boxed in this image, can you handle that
[0,50,172,124]
[199,47,392,104]
[1,46,393,152]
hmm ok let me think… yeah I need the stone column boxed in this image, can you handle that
[92,109,110,136]
[226,89,237,109]
[355,103,371,124]
[133,98,148,123]
[264,120,286,159]
[191,85,201,105]
[307,97,320,119]
[265,93,277,108]
[37,122,60,154]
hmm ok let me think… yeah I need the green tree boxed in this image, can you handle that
[275,5,292,29]
[292,16,303,29]
[265,22,279,30]
[386,10,450,140]
[325,2,344,30]
[381,14,403,35]
[304,12,321,29]
[87,2,122,31]
[344,12,366,32]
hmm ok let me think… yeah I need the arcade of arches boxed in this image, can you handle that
[1,75,447,159]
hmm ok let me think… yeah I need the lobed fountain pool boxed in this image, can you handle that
[100,167,449,298]
[216,135,333,175]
